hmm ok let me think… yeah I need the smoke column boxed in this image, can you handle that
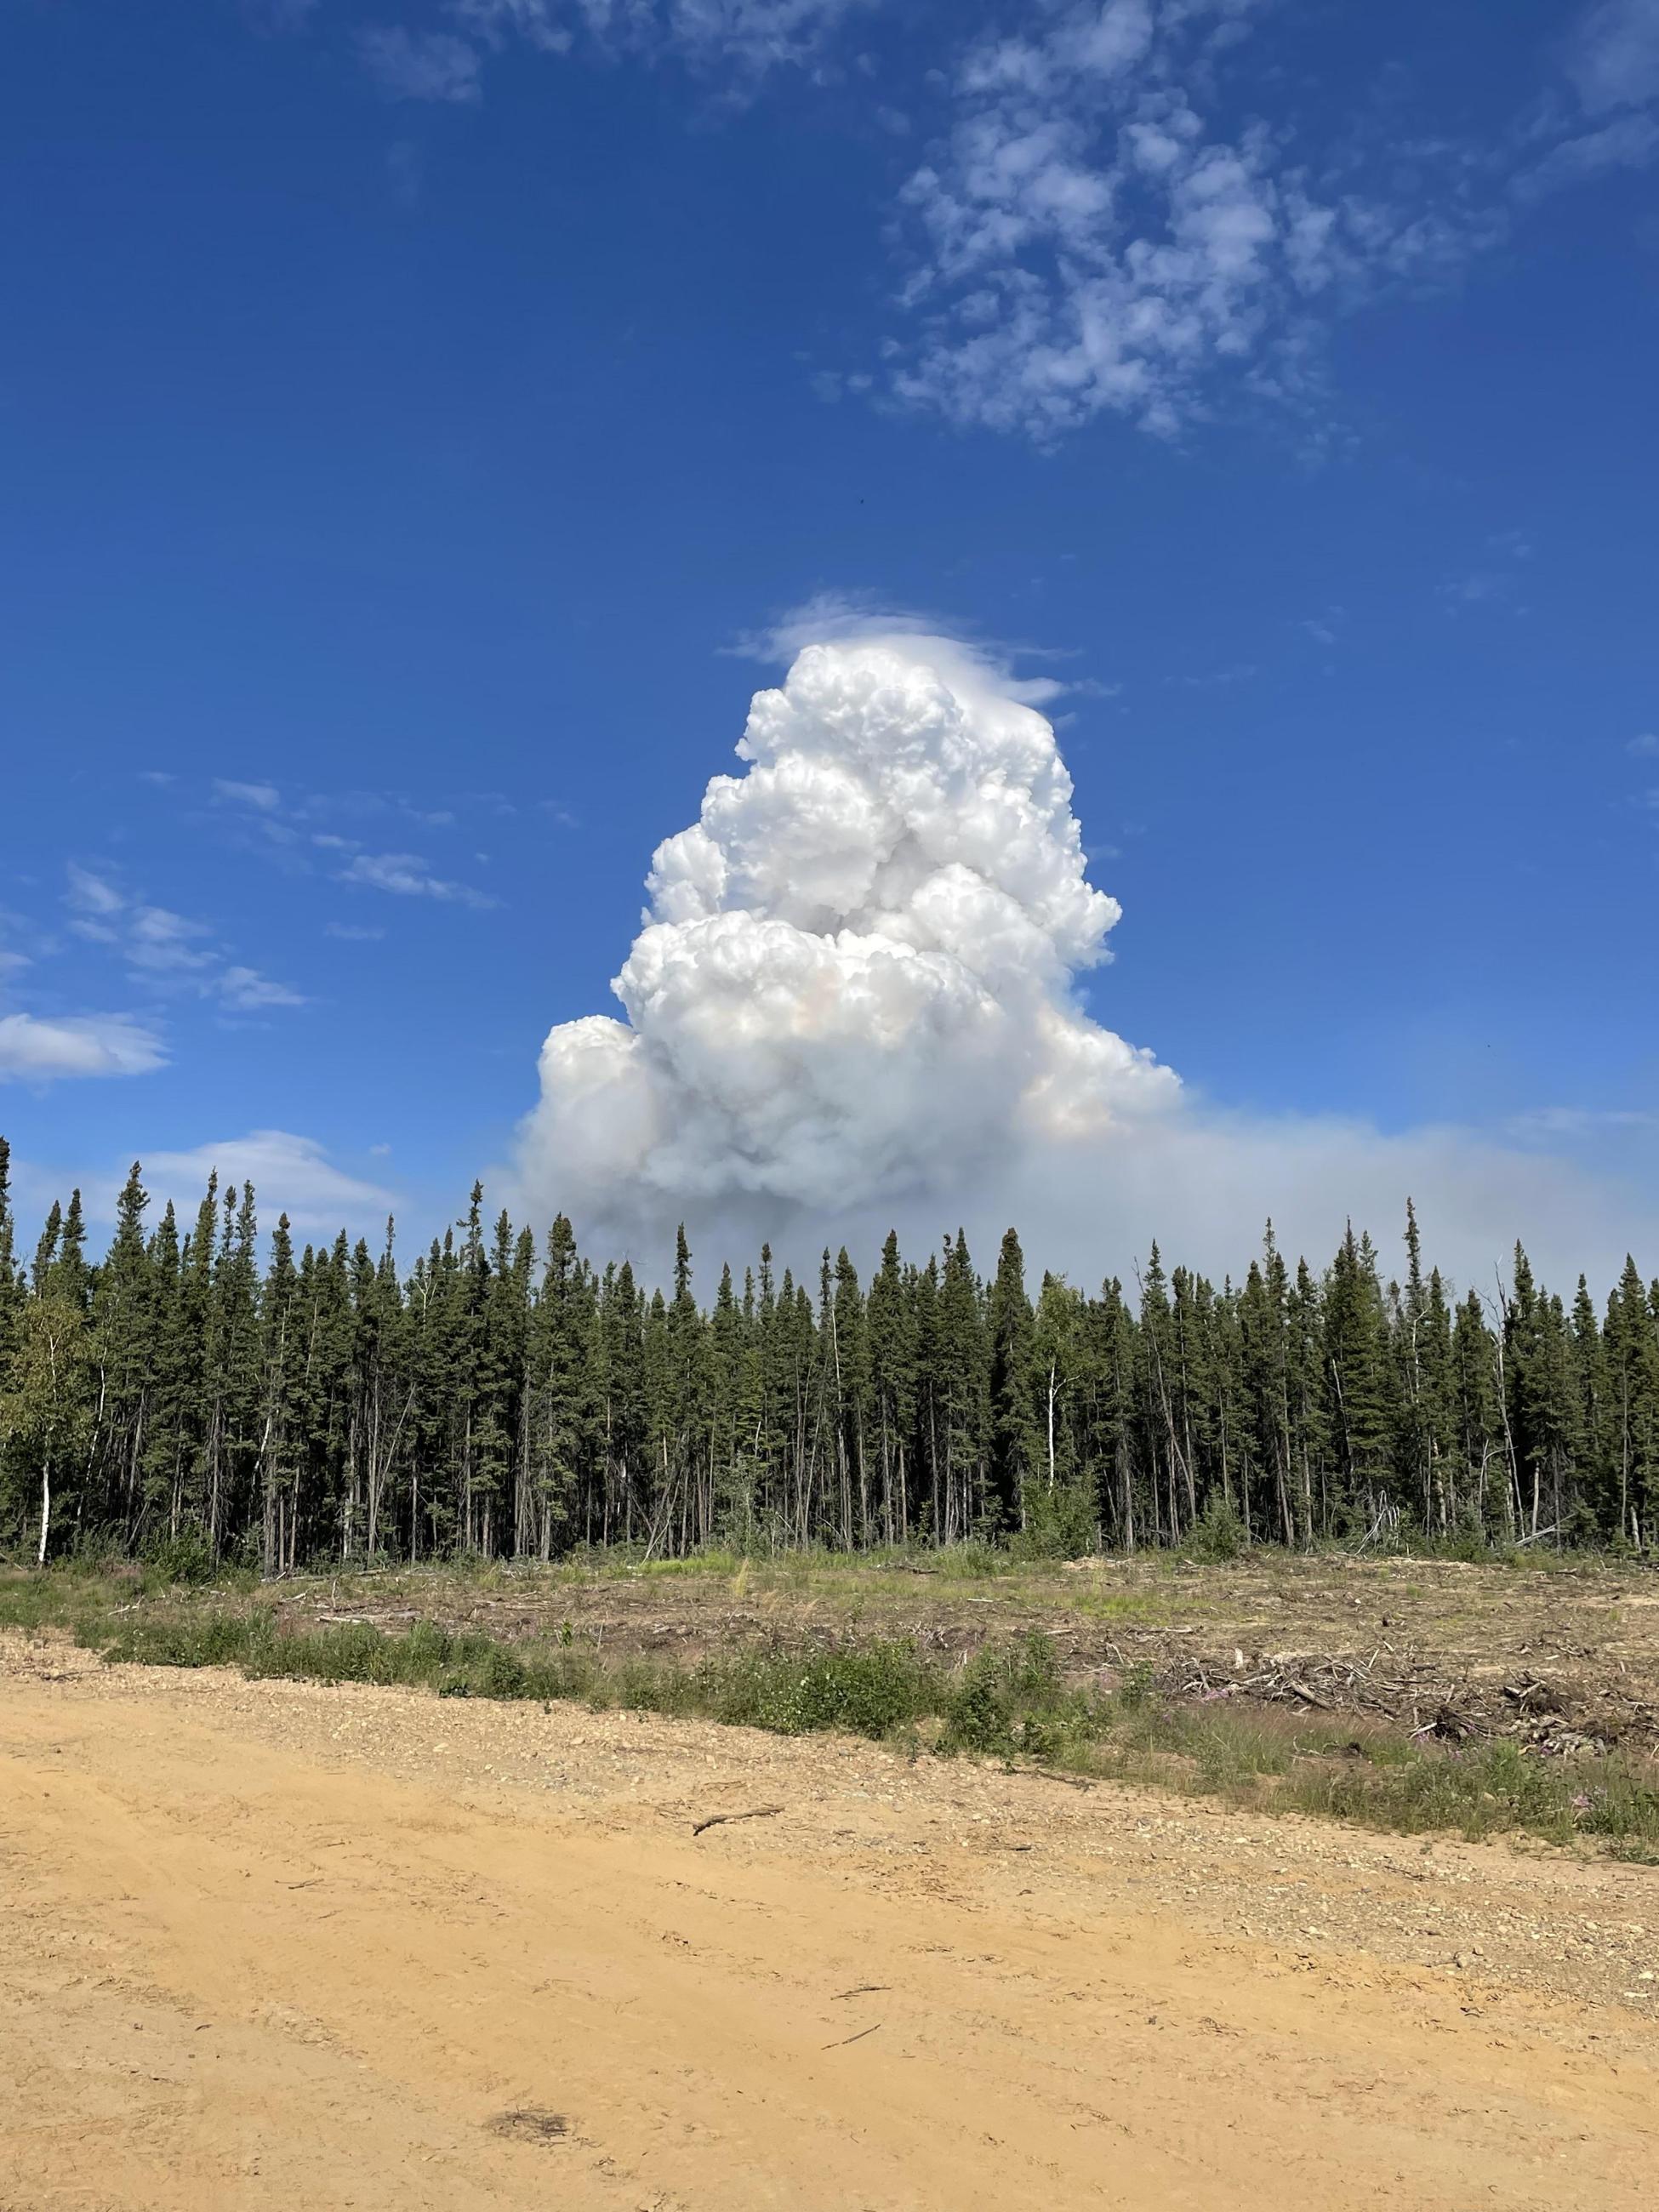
[509,620,1658,1290]
[516,630,1176,1241]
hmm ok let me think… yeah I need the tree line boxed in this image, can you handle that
[3,1135,1657,1571]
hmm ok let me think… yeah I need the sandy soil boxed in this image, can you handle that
[3,1631,1658,2211]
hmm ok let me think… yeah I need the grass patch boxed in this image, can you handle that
[7,1561,1659,1856]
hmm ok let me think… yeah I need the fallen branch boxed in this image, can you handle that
[1289,1682,1335,1711]
[832,1984,889,2001]
[823,2021,882,2050]
[691,1805,784,1838]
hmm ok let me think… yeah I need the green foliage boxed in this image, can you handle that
[708,1642,934,1737]
[1180,1493,1249,1563]
[143,1528,218,1586]
[938,1633,1075,1756]
[10,1561,1659,1854]
[1,1151,1655,1573]
[933,1539,1007,1579]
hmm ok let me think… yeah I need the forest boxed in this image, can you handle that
[2,1134,1656,1572]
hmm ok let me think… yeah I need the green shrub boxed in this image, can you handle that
[1181,1495,1248,1564]
[711,1642,933,1737]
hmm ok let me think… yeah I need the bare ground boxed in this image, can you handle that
[3,1628,1659,2210]
[269,1551,1659,1751]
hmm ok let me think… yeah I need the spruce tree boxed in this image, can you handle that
[987,1228,1038,1534]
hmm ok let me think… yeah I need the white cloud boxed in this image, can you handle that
[525,0,865,71]
[643,0,869,71]
[449,0,573,54]
[339,850,497,906]
[65,864,125,921]
[58,867,305,1012]
[1628,731,1659,756]
[358,26,485,102]
[324,920,388,941]
[1566,0,1659,115]
[1438,527,1535,612]
[374,0,866,103]
[127,906,218,975]
[1514,109,1659,199]
[108,1132,402,1235]
[1173,660,1257,686]
[516,625,1180,1228]
[0,1012,166,1083]
[212,778,282,811]
[509,622,1659,1292]
[873,0,1659,442]
[216,966,309,1012]
[887,3,1511,442]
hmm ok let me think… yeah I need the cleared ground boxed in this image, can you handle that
[3,1627,1658,2210]
[266,1549,1659,1751]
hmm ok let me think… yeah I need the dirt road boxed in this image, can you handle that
[3,1633,1656,2210]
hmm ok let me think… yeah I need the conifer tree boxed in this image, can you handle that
[987,1229,1038,1534]
[0,1134,1654,1567]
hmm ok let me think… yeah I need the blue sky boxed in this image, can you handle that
[2,0,1656,1277]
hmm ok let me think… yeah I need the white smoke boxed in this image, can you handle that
[514,623,1659,1289]
[519,630,1176,1234]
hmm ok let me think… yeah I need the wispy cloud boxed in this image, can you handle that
[1565,0,1659,116]
[353,0,868,111]
[126,906,217,975]
[1439,527,1535,613]
[1514,109,1659,200]
[218,966,308,1011]
[239,0,1659,451]
[1297,608,1348,647]
[198,777,505,924]
[358,26,484,103]
[212,778,282,812]
[1627,731,1659,757]
[1440,569,1516,608]
[448,0,572,55]
[117,1130,401,1234]
[450,0,867,76]
[881,0,1659,442]
[0,1011,166,1083]
[66,863,125,926]
[1172,661,1257,688]
[60,868,307,1013]
[339,850,498,907]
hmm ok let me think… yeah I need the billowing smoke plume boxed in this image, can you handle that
[518,631,1177,1237]
[513,623,1659,1289]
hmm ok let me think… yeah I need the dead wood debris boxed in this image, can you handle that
[1154,1646,1650,1757]
[692,1804,784,1838]
[488,2108,570,2145]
